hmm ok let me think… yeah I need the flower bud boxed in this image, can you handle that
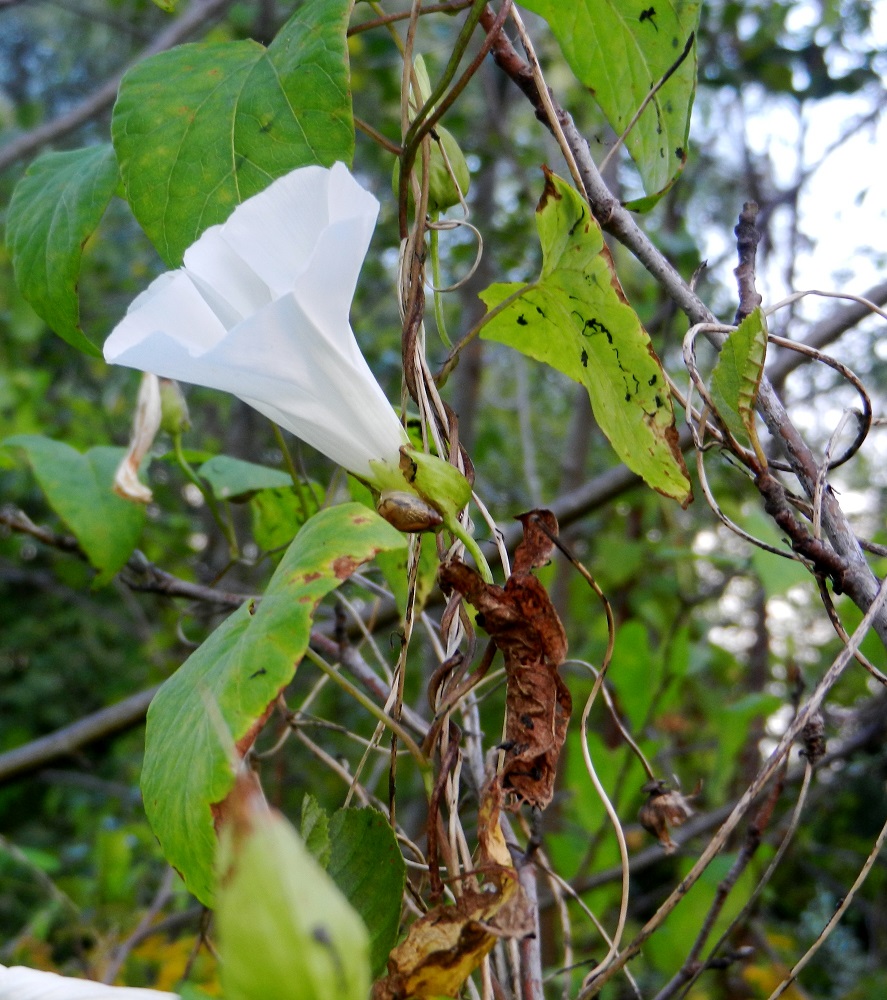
[158,378,190,436]
[376,490,443,532]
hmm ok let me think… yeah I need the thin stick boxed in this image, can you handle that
[766,811,887,1000]
[579,573,887,996]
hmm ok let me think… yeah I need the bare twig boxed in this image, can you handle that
[0,685,160,785]
[733,202,764,323]
[0,0,235,172]
[579,574,887,996]
[102,868,176,984]
[766,811,887,999]
[1,505,248,606]
[767,278,887,389]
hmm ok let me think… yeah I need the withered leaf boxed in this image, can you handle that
[372,783,532,1000]
[439,509,571,809]
[638,779,697,854]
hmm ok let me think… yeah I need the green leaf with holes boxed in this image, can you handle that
[140,504,406,906]
[6,145,119,357]
[112,0,353,265]
[480,171,691,505]
[710,307,768,447]
[3,435,144,586]
[519,0,700,208]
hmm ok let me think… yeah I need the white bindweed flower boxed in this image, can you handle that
[104,162,408,487]
[0,965,177,999]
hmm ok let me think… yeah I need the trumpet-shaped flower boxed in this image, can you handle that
[104,162,409,486]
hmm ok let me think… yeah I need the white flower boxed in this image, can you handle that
[0,965,177,999]
[104,163,408,486]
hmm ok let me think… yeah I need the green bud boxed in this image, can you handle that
[399,446,472,525]
[158,378,190,436]
[394,126,471,214]
[393,55,471,213]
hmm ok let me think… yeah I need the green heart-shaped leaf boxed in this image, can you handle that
[7,145,119,356]
[3,435,145,585]
[112,0,354,265]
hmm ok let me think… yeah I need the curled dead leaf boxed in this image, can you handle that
[439,510,571,810]
[638,779,698,854]
[373,783,532,1000]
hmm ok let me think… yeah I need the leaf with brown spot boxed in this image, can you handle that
[439,510,571,809]
[480,171,692,506]
[141,503,407,905]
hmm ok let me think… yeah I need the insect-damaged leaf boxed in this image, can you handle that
[439,511,571,810]
[710,306,768,447]
[480,171,691,507]
[372,782,532,1000]
[518,0,700,207]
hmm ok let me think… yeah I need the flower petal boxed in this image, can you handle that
[182,224,272,326]
[106,290,406,481]
[105,272,229,362]
[228,295,408,478]
[214,162,378,302]
[0,964,178,999]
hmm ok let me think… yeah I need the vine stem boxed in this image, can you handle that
[302,646,429,775]
[579,573,887,997]
[171,431,238,557]
[766,810,887,999]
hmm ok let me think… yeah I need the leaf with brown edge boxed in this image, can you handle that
[141,503,406,906]
[480,171,692,506]
[439,509,571,809]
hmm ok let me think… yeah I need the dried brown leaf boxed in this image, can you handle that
[439,509,571,809]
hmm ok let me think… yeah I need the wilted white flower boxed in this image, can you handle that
[104,162,408,487]
[0,964,177,999]
[113,372,161,503]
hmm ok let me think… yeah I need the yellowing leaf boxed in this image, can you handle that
[372,784,531,1000]
[480,171,691,505]
[141,504,406,906]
